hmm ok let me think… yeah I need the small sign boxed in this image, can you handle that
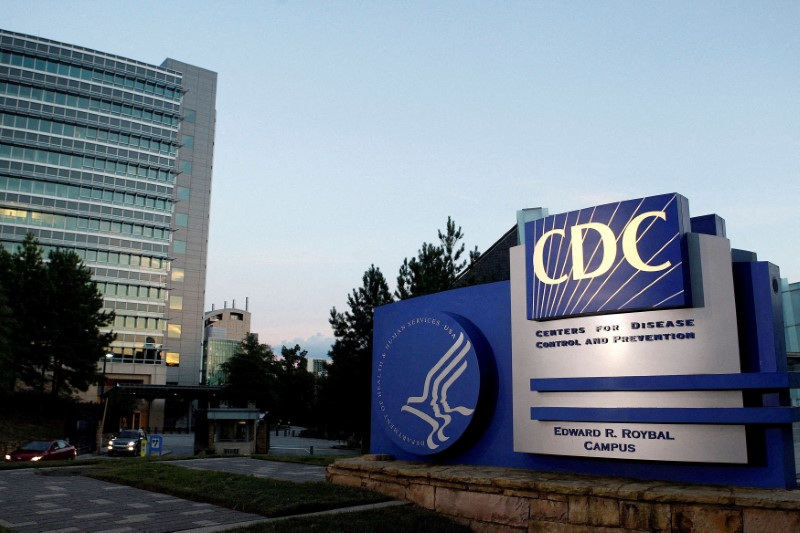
[148,435,163,457]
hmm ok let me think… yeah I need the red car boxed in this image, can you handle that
[4,439,77,462]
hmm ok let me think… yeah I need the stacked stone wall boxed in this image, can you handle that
[327,457,800,532]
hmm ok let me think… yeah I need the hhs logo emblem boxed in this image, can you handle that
[374,312,481,455]
[525,193,691,320]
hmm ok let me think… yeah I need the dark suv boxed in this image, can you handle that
[108,429,147,456]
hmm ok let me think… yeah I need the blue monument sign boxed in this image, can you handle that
[371,193,799,489]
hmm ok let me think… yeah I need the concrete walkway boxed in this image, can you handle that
[0,467,264,532]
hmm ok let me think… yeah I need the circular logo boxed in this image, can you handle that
[374,311,481,455]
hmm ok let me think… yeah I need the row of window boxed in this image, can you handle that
[0,142,175,183]
[92,265,168,285]
[0,81,180,127]
[0,50,182,101]
[0,192,172,233]
[72,246,167,270]
[1,95,178,142]
[1,127,173,170]
[0,241,168,271]
[99,281,166,301]
[112,314,165,333]
[106,299,166,316]
[0,160,174,203]
[0,175,173,212]
[0,207,170,240]
[0,33,181,87]
[2,112,177,156]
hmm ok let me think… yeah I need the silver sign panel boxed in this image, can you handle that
[511,232,747,463]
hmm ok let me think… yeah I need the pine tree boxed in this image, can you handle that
[45,249,115,398]
[220,333,276,409]
[0,235,115,400]
[0,248,13,397]
[395,217,481,299]
[275,344,314,425]
[323,265,393,449]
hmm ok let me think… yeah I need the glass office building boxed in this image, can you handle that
[0,29,216,390]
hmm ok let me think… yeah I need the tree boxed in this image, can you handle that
[220,333,276,410]
[0,235,114,399]
[44,249,115,398]
[5,235,48,393]
[322,265,393,449]
[0,249,13,397]
[274,344,314,426]
[395,216,481,299]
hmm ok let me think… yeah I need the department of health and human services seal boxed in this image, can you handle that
[374,310,483,455]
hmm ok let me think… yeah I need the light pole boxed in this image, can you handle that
[96,353,114,454]
[100,352,113,397]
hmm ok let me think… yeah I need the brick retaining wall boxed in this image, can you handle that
[327,456,800,532]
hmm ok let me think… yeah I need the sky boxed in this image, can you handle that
[4,1,798,359]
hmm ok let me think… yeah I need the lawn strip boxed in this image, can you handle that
[85,461,389,517]
[225,504,472,533]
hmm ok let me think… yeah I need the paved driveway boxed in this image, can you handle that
[0,468,263,532]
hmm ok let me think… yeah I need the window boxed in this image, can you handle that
[167,324,181,338]
[171,268,184,282]
[218,421,249,442]
[175,213,188,227]
[184,109,196,123]
[179,160,192,173]
[169,296,183,310]
[177,187,190,200]
[182,135,194,148]
[173,240,186,254]
[165,352,180,367]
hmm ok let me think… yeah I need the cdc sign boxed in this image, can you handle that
[371,193,797,488]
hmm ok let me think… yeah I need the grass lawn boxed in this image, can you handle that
[86,460,471,531]
[87,461,388,517]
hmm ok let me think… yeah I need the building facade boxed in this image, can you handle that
[203,304,252,385]
[0,29,216,401]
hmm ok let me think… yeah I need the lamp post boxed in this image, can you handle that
[96,353,113,455]
[100,352,113,397]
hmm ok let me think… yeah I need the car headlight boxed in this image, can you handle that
[3,454,10,461]
[127,443,135,449]
[31,456,42,461]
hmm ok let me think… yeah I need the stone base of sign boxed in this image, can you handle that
[327,456,800,532]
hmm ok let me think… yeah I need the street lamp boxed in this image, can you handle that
[97,352,114,455]
[100,352,113,397]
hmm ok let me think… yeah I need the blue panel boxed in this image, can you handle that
[690,214,726,237]
[525,193,691,320]
[531,406,800,424]
[531,372,800,392]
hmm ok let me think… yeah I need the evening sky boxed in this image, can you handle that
[4,1,798,358]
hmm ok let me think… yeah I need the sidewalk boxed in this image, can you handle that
[0,467,264,533]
